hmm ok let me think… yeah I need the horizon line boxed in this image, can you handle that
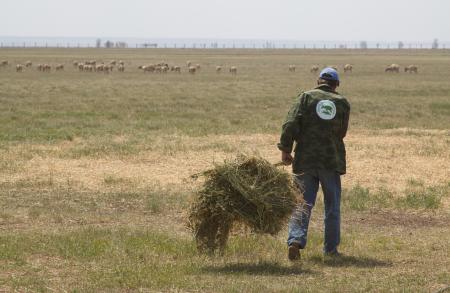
[0,35,448,44]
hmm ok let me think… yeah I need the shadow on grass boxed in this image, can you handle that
[201,261,313,276]
[309,255,392,268]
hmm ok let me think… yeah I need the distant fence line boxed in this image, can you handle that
[0,42,448,50]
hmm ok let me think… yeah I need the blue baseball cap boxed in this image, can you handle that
[319,67,339,82]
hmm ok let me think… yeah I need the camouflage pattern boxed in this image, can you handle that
[278,84,351,174]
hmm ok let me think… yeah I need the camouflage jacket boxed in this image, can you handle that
[278,84,351,174]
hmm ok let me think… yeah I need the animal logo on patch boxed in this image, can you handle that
[316,100,336,120]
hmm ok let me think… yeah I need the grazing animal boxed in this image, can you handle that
[25,61,32,68]
[145,65,155,73]
[161,64,169,73]
[343,64,353,73]
[37,64,43,71]
[55,64,64,71]
[404,65,418,73]
[0,60,9,67]
[186,60,192,67]
[188,66,196,74]
[78,63,85,72]
[142,65,155,73]
[195,64,201,71]
[42,64,51,72]
[385,64,400,73]
[391,64,400,72]
[154,65,168,73]
[118,60,124,66]
[16,64,24,72]
[95,64,104,72]
[83,64,92,72]
[310,65,319,73]
[216,65,222,73]
[73,61,79,68]
[229,66,237,75]
[288,65,296,72]
[118,65,125,72]
[173,66,181,73]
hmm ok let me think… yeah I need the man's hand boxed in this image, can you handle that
[281,151,293,166]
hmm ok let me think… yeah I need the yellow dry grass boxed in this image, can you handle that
[2,129,448,195]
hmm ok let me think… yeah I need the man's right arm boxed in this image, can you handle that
[277,94,305,153]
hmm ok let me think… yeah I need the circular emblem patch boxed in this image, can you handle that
[316,100,336,120]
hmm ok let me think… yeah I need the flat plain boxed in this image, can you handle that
[0,48,449,292]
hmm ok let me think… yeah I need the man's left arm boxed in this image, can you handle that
[340,101,351,138]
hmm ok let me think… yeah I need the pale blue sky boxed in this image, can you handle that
[1,0,448,41]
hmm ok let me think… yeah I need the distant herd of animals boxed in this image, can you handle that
[0,59,419,74]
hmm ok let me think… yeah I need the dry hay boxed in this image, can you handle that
[188,154,301,253]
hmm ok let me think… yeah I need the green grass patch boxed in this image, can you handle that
[397,184,448,209]
[103,174,133,186]
[0,220,448,291]
[430,102,450,115]
[145,184,190,213]
[1,49,450,144]
[65,140,139,158]
[343,183,448,211]
[342,185,394,211]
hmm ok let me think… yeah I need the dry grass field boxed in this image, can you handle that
[0,48,449,292]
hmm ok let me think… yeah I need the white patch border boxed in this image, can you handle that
[316,100,337,120]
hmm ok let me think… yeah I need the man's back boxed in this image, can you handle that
[278,84,350,174]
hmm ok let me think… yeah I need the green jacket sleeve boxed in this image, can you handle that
[339,99,351,139]
[277,94,305,153]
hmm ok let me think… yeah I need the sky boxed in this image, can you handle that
[1,0,449,42]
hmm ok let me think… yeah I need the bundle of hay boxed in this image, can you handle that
[188,154,300,253]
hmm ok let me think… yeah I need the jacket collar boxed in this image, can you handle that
[315,84,339,94]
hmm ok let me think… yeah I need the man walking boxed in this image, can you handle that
[278,67,350,260]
